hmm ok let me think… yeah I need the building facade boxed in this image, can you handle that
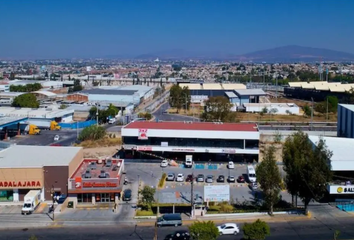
[337,104,354,138]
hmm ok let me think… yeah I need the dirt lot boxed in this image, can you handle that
[83,146,118,158]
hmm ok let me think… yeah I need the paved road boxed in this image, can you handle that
[2,218,354,240]
[153,102,199,122]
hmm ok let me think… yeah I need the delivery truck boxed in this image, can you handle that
[25,124,41,135]
[21,190,41,215]
[33,121,61,130]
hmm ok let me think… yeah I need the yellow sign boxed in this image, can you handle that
[337,187,343,193]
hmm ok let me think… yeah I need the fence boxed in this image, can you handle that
[59,120,97,129]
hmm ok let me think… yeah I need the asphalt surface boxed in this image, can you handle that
[153,102,199,122]
[2,217,354,240]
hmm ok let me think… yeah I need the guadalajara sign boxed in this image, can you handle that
[0,181,41,188]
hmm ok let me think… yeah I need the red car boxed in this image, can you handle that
[185,174,194,182]
[237,176,245,183]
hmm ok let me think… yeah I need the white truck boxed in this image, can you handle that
[185,155,193,168]
[21,190,41,215]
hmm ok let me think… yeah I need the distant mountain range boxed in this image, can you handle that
[134,45,354,62]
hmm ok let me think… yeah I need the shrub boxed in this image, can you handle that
[219,202,234,213]
[189,221,219,240]
[243,219,270,240]
[78,125,106,141]
[136,210,154,216]
[158,173,167,188]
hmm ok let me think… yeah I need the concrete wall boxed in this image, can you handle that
[66,94,89,102]
[68,148,84,178]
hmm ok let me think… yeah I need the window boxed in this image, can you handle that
[77,193,92,203]
[0,190,13,202]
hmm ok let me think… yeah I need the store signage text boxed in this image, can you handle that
[82,182,118,188]
[337,187,354,193]
[137,146,152,151]
[0,181,41,188]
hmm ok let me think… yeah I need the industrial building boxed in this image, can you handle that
[121,121,259,162]
[284,81,354,102]
[308,136,354,202]
[179,83,247,98]
[0,143,83,202]
[243,103,300,115]
[337,104,354,138]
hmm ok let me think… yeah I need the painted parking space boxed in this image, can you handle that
[0,205,22,214]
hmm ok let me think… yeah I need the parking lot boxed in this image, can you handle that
[127,162,291,204]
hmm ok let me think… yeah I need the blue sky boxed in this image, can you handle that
[0,0,354,58]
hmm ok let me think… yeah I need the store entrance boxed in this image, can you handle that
[95,193,115,203]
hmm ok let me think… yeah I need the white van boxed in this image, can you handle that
[247,166,256,183]
[185,155,193,168]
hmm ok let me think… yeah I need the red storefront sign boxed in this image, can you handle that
[138,129,148,140]
[137,146,153,151]
[0,181,41,188]
[82,182,118,188]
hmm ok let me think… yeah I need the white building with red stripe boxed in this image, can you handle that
[121,121,260,162]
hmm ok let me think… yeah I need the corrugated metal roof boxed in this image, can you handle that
[124,121,258,132]
[224,91,238,98]
[80,89,137,95]
[308,136,354,171]
[0,145,82,168]
[235,89,266,96]
[179,83,246,90]
[340,104,354,112]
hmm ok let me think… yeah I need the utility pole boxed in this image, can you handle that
[96,105,99,126]
[276,76,278,100]
[311,97,314,130]
[51,185,55,221]
[153,181,160,240]
[326,97,329,121]
[76,121,79,139]
[190,168,194,218]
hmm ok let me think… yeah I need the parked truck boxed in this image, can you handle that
[33,121,61,130]
[25,124,41,135]
[21,190,41,215]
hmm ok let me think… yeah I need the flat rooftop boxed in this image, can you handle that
[0,145,82,168]
[70,158,123,179]
[0,116,28,128]
[308,136,354,171]
[179,83,247,90]
[235,89,266,96]
[124,121,258,132]
[80,89,137,96]
[339,104,354,112]
[0,107,74,119]
[243,103,298,108]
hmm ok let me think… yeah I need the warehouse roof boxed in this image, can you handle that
[124,121,258,132]
[0,107,74,119]
[235,89,266,96]
[308,136,354,171]
[80,89,137,95]
[0,145,82,168]
[224,91,238,98]
[33,90,57,97]
[339,104,354,112]
[0,116,28,128]
[288,81,354,93]
[179,83,246,90]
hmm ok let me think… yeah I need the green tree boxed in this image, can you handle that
[282,132,332,211]
[302,105,311,117]
[12,93,39,108]
[181,86,191,112]
[172,64,182,71]
[73,80,83,92]
[169,84,183,112]
[78,125,106,141]
[243,219,270,240]
[260,107,268,117]
[189,221,219,240]
[59,104,67,109]
[200,96,234,122]
[327,96,338,113]
[139,186,155,205]
[256,146,281,215]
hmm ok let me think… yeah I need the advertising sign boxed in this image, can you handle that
[137,146,152,151]
[204,185,230,202]
[75,177,82,189]
[0,181,41,188]
[138,129,148,140]
[328,185,354,194]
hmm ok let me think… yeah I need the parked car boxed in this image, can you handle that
[196,174,204,182]
[157,214,182,227]
[164,230,190,240]
[167,173,175,181]
[185,174,194,182]
[123,189,132,201]
[205,175,213,183]
[176,173,184,182]
[250,182,258,190]
[227,176,235,183]
[217,175,225,183]
[54,135,60,141]
[217,223,240,235]
[161,160,168,168]
[227,161,235,169]
[237,176,245,183]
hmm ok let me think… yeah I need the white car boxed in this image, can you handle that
[160,160,168,168]
[228,161,235,169]
[176,173,184,182]
[218,223,240,235]
[54,135,60,141]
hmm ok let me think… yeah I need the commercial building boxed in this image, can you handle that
[0,144,83,202]
[337,104,354,138]
[179,83,247,98]
[121,121,259,162]
[308,136,354,201]
[67,158,125,206]
[243,103,300,115]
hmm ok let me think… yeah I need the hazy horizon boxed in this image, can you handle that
[1,0,354,59]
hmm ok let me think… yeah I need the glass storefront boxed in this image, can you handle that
[0,190,13,202]
[77,193,115,203]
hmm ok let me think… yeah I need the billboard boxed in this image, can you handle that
[204,185,230,202]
